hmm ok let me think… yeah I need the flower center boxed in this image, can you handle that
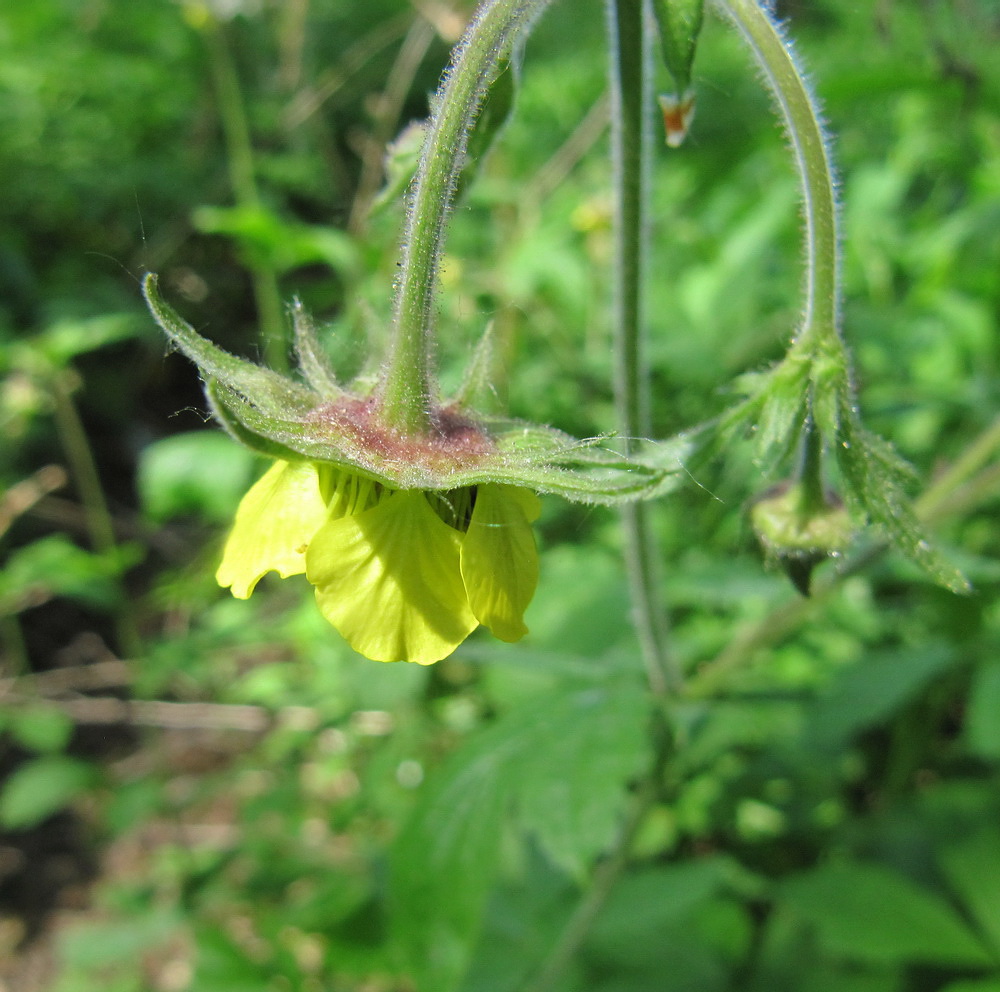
[319,466,477,535]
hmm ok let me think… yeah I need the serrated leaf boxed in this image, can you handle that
[516,684,650,877]
[937,827,1000,955]
[459,851,576,992]
[590,858,734,951]
[0,755,98,829]
[391,682,651,991]
[780,860,993,967]
[390,726,517,992]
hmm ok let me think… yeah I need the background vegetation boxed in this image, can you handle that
[1,0,999,990]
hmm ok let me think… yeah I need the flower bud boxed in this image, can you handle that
[750,481,853,595]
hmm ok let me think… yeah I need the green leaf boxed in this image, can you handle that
[0,755,98,829]
[459,851,576,992]
[57,909,182,971]
[965,660,1000,761]
[590,858,734,950]
[391,682,651,990]
[28,313,141,368]
[391,730,510,992]
[937,827,1000,955]
[192,204,358,276]
[651,0,705,96]
[805,644,956,750]
[0,535,130,613]
[138,430,257,524]
[193,925,276,992]
[8,704,74,754]
[779,859,993,967]
[515,684,649,877]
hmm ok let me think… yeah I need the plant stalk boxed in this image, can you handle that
[713,0,839,352]
[378,0,549,433]
[204,17,289,372]
[608,0,679,697]
[52,373,142,661]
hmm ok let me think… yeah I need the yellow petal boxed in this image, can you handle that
[460,485,540,642]
[306,490,477,664]
[216,460,327,598]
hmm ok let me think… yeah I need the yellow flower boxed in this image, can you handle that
[217,460,541,665]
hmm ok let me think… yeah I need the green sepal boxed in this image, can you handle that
[208,378,690,502]
[833,391,969,594]
[205,379,310,465]
[143,273,316,417]
[452,321,501,413]
[148,273,689,504]
[721,346,969,594]
[456,55,518,198]
[371,121,426,216]
[651,0,705,96]
[290,299,341,396]
[371,56,518,218]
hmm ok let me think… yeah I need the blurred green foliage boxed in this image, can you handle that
[1,0,1000,991]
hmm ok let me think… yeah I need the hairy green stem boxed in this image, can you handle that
[713,0,839,352]
[608,0,679,697]
[378,0,549,433]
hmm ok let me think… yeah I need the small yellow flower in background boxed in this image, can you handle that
[217,459,540,664]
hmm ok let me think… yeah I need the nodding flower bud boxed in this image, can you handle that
[750,481,853,596]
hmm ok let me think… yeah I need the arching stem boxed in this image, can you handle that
[378,0,551,434]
